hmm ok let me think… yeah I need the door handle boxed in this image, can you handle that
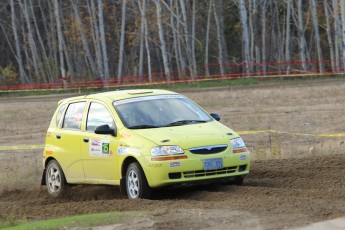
[56,134,61,139]
[83,138,89,143]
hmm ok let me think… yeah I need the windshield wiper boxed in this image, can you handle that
[165,120,208,127]
[128,124,160,129]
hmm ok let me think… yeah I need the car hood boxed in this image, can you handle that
[130,121,239,149]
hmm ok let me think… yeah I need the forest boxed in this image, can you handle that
[0,0,345,86]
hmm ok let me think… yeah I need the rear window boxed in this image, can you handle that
[62,102,86,130]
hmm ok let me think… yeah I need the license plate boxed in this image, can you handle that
[203,158,223,171]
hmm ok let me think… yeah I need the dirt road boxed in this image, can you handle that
[0,79,345,229]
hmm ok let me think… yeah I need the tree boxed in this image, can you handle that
[311,0,324,72]
[238,0,251,74]
[155,0,171,81]
[117,0,127,82]
[98,0,109,86]
[10,0,28,84]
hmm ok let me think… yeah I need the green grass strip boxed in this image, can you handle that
[2,211,145,230]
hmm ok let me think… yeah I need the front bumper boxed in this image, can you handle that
[144,150,250,188]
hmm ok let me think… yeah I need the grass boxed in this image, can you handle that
[2,211,145,230]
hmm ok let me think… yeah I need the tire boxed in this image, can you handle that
[126,162,152,199]
[234,175,245,185]
[226,175,245,186]
[45,160,68,197]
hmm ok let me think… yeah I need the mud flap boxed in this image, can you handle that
[120,177,126,195]
[41,169,46,185]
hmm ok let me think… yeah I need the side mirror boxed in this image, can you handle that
[210,113,221,121]
[95,124,116,136]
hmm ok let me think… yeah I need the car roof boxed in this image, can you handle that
[59,89,179,105]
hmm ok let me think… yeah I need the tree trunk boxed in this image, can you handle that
[117,0,127,83]
[155,0,171,81]
[20,0,42,82]
[179,0,195,78]
[238,0,251,74]
[323,0,336,72]
[137,0,146,81]
[213,0,226,76]
[311,0,324,73]
[261,0,267,76]
[10,0,29,84]
[204,0,212,78]
[98,0,109,87]
[297,0,307,71]
[169,0,181,78]
[332,0,341,71]
[52,0,67,87]
[71,0,97,77]
[340,0,345,69]
[285,0,291,74]
[191,0,197,77]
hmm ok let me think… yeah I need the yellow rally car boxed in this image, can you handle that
[41,89,250,199]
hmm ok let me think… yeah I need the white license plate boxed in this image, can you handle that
[203,158,223,171]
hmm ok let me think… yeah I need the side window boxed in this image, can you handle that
[62,102,86,130]
[55,104,67,127]
[87,102,114,132]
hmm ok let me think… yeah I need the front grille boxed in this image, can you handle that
[183,166,237,178]
[189,144,228,154]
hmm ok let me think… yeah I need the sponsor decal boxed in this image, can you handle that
[89,139,110,157]
[45,150,53,155]
[91,139,101,146]
[120,132,131,139]
[240,155,247,160]
[169,162,181,167]
[117,145,141,156]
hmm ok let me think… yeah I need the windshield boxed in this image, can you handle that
[113,95,212,129]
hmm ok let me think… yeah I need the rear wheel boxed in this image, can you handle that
[126,162,151,199]
[45,160,68,197]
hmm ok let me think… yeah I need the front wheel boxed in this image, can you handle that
[126,162,152,199]
[45,160,68,197]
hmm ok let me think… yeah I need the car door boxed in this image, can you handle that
[81,101,119,182]
[56,101,87,181]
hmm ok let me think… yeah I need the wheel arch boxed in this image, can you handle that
[41,157,57,185]
[121,156,139,178]
[42,157,69,185]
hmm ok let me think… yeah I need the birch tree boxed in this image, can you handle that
[20,0,42,82]
[179,0,195,78]
[53,0,67,87]
[322,0,335,72]
[261,0,267,76]
[311,0,324,72]
[71,0,97,76]
[10,0,28,84]
[340,0,345,68]
[285,0,291,74]
[155,0,171,81]
[238,0,251,74]
[332,0,341,71]
[296,0,307,71]
[204,0,213,77]
[98,0,109,85]
[117,0,127,82]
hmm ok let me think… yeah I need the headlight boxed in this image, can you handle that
[231,137,246,149]
[151,146,184,156]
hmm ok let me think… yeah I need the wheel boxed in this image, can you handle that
[126,162,152,199]
[226,175,245,186]
[45,160,68,197]
[234,175,245,185]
